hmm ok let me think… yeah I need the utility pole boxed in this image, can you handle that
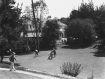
[31,0,47,51]
[31,0,39,51]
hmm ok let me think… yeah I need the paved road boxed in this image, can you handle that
[0,71,42,79]
[0,68,61,79]
[0,70,42,79]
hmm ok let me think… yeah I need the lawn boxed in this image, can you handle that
[3,47,105,79]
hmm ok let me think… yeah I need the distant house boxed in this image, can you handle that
[20,17,42,51]
[58,21,67,37]
[20,18,42,38]
[57,21,67,43]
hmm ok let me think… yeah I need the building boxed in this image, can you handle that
[57,21,67,42]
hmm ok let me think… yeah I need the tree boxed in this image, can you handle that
[60,17,69,25]
[65,18,96,47]
[65,1,105,55]
[69,1,105,39]
[0,0,22,62]
[94,5,105,56]
[94,5,105,39]
[70,1,95,19]
[20,6,32,39]
[40,19,59,50]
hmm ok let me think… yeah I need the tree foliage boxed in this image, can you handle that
[65,1,105,48]
[65,18,96,47]
[69,1,105,39]
[70,1,95,19]
[60,17,69,25]
[94,5,105,56]
[0,0,22,51]
[32,0,48,32]
[40,19,59,50]
[94,5,105,39]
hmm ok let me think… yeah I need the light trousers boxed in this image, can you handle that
[10,62,15,71]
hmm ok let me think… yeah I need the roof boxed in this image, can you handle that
[25,32,41,37]
[57,21,67,29]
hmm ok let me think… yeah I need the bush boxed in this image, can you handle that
[13,38,31,55]
[60,62,83,77]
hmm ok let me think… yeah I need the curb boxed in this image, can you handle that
[0,67,77,79]
[17,67,77,79]
[0,68,59,79]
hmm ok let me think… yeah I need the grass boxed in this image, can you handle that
[0,47,103,79]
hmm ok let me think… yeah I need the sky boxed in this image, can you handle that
[16,0,105,18]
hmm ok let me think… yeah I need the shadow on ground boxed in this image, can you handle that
[62,44,91,49]
[92,50,105,57]
[0,61,20,68]
[0,61,29,71]
[0,61,27,71]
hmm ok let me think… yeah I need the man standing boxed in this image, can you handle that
[9,52,16,71]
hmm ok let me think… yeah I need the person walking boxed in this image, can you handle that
[9,52,16,71]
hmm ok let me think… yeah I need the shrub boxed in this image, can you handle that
[60,62,83,77]
[13,38,31,54]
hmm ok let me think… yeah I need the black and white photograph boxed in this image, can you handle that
[0,0,105,79]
